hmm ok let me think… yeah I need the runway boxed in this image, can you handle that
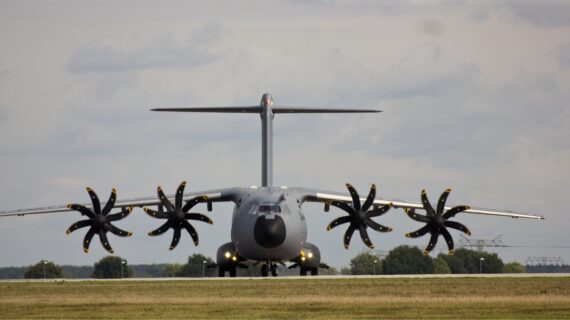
[3,273,569,282]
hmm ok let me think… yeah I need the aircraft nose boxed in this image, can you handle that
[253,215,286,248]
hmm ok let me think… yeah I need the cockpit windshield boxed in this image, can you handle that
[258,204,281,214]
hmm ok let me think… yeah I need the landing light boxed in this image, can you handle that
[308,252,313,259]
[301,256,306,262]
[232,256,237,262]
[225,251,231,259]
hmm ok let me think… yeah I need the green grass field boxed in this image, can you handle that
[1,276,569,319]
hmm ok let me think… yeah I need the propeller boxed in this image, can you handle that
[67,187,133,253]
[143,181,213,250]
[404,188,471,256]
[326,183,393,249]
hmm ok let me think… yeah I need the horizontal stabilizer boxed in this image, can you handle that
[152,107,260,113]
[152,106,381,114]
[273,107,380,113]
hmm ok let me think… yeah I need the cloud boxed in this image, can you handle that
[417,18,445,37]
[67,23,223,73]
[505,1,570,27]
[554,42,570,68]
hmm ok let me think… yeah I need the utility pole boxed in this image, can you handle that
[202,261,207,277]
[121,260,126,279]
[480,257,484,274]
[43,260,47,280]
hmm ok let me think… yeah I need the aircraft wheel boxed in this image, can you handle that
[270,264,278,277]
[300,268,307,276]
[261,264,269,277]
[229,267,237,277]
[218,267,225,277]
[311,268,318,276]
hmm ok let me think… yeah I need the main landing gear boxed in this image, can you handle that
[261,260,279,277]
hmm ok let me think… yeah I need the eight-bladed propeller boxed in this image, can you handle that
[326,183,393,249]
[143,181,213,250]
[67,188,133,253]
[405,188,471,256]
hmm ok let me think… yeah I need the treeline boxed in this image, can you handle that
[1,246,567,279]
[343,246,529,275]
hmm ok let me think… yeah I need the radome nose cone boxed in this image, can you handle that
[254,215,286,248]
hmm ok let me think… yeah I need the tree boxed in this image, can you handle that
[24,261,63,279]
[432,256,451,274]
[349,252,381,275]
[503,262,526,273]
[176,254,216,277]
[92,256,132,279]
[439,249,504,274]
[382,246,433,274]
[161,263,182,277]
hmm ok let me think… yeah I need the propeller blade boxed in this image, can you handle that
[421,190,436,217]
[365,218,392,233]
[86,187,101,215]
[358,224,374,249]
[107,207,133,222]
[98,229,114,253]
[83,227,96,253]
[444,220,471,235]
[169,224,182,250]
[148,220,173,236]
[185,213,213,224]
[346,183,361,211]
[67,204,94,219]
[175,181,187,210]
[181,196,207,212]
[326,216,351,231]
[442,205,470,219]
[106,223,132,237]
[404,208,429,223]
[424,232,439,255]
[66,219,91,235]
[343,224,357,249]
[331,201,356,216]
[144,207,170,219]
[182,220,199,246]
[368,203,392,218]
[361,184,376,212]
[288,263,299,269]
[101,188,117,216]
[440,227,454,255]
[405,225,430,238]
[436,188,451,216]
[157,186,175,212]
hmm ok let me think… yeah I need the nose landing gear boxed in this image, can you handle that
[261,260,279,277]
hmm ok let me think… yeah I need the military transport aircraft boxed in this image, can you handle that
[0,93,543,277]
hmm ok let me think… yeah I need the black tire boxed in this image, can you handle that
[300,268,307,276]
[229,267,237,277]
[261,264,269,277]
[311,268,318,276]
[218,267,225,277]
[270,264,278,277]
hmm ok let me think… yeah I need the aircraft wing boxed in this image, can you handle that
[297,187,544,220]
[0,187,239,217]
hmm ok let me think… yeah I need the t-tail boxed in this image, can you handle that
[152,93,381,187]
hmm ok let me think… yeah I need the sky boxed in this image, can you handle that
[0,0,569,269]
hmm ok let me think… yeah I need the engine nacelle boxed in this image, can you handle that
[216,242,245,277]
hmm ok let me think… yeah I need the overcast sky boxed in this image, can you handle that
[1,0,569,269]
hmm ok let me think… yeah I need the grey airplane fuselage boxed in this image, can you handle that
[229,187,307,261]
